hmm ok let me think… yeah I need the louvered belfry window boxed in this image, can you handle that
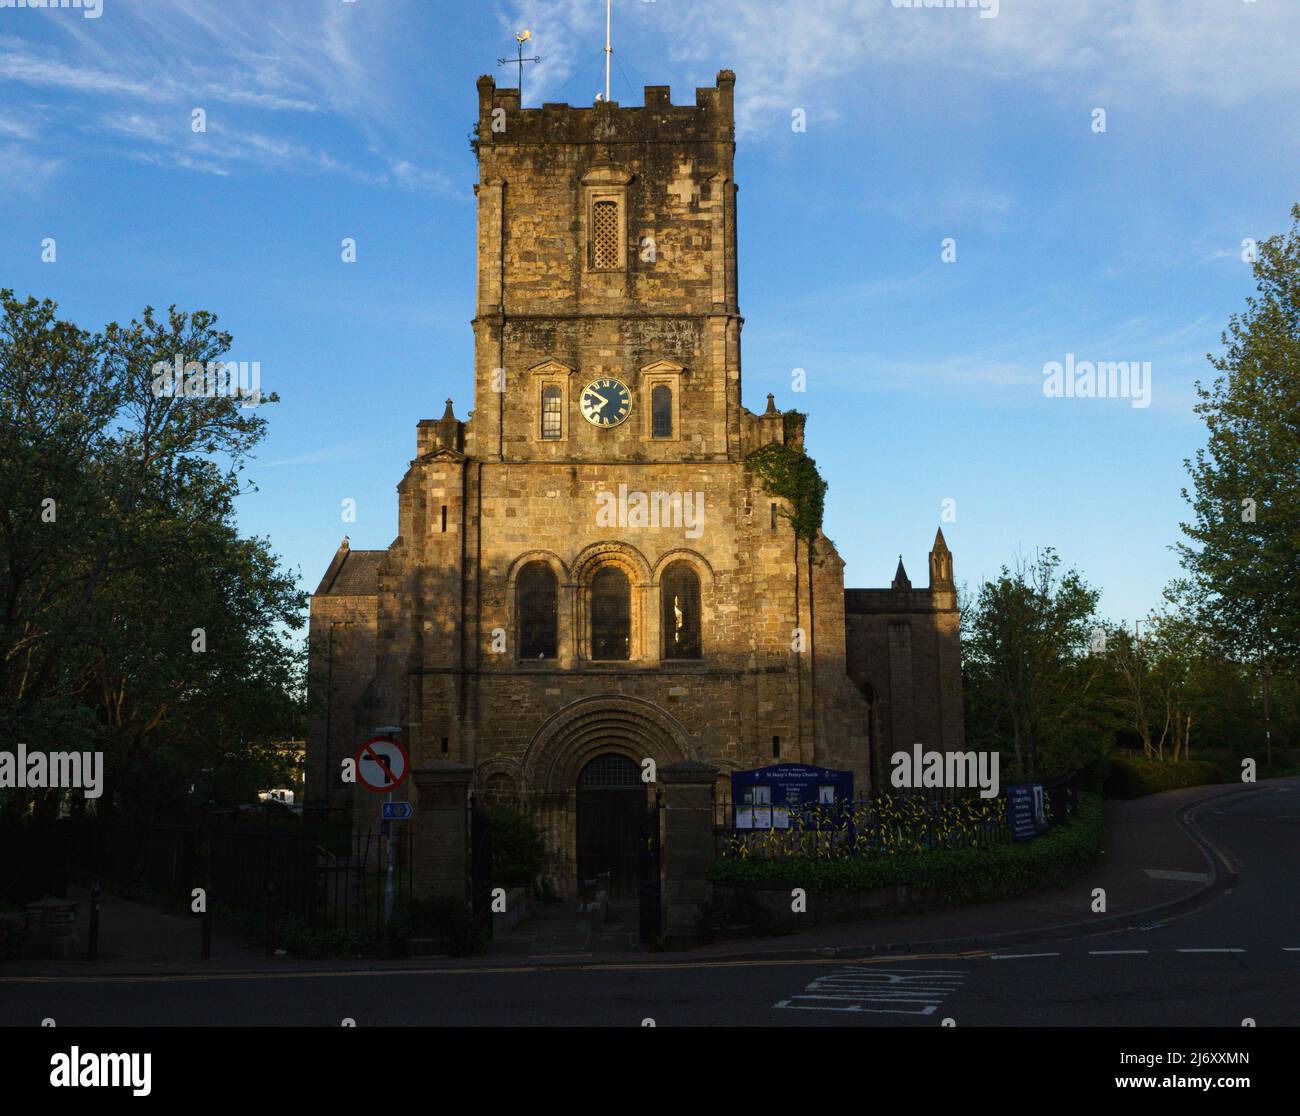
[592,199,620,268]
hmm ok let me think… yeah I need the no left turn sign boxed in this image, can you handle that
[355,736,409,792]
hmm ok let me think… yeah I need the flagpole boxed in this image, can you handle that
[605,0,612,102]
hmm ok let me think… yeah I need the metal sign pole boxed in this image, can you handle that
[384,787,396,934]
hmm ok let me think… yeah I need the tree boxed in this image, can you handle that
[1177,203,1300,762]
[1108,609,1202,761]
[962,549,1115,781]
[0,290,302,821]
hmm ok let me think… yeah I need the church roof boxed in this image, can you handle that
[314,540,383,596]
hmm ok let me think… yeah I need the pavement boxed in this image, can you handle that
[0,778,1281,978]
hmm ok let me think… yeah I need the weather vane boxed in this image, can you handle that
[498,29,542,105]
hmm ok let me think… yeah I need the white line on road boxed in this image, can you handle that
[1088,950,1149,955]
[1175,948,1245,954]
[774,966,967,1015]
[990,953,1059,960]
[1143,868,1210,883]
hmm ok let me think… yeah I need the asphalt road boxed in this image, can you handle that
[2,782,1296,1027]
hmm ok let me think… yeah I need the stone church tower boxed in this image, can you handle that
[306,71,963,893]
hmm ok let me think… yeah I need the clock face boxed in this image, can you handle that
[579,378,632,428]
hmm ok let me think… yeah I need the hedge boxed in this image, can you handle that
[1103,756,1231,799]
[706,794,1103,906]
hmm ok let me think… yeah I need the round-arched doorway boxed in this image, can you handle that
[575,753,644,899]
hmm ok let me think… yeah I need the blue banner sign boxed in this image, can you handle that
[1007,783,1050,842]
[730,763,854,830]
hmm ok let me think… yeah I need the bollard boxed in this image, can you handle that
[264,881,276,959]
[87,883,101,961]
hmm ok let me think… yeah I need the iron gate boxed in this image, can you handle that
[469,797,493,939]
[637,793,662,941]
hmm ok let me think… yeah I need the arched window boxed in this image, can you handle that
[541,384,562,440]
[590,566,631,660]
[651,384,673,438]
[517,562,558,659]
[660,561,701,659]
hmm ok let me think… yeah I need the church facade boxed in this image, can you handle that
[305,71,963,894]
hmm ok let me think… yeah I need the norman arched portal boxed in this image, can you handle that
[519,696,698,896]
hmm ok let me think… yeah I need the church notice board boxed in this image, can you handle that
[1007,783,1051,842]
[730,763,853,830]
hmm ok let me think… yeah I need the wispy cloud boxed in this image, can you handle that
[506,0,1300,135]
[0,2,456,193]
[0,141,62,196]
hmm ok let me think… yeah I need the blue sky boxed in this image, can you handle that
[3,0,1298,630]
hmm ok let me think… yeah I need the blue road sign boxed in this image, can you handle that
[382,801,413,821]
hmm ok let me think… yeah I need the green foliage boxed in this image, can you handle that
[218,906,372,960]
[708,796,1103,904]
[1103,755,1231,798]
[485,805,546,891]
[0,912,25,959]
[1177,202,1300,668]
[0,290,305,823]
[402,894,489,956]
[745,434,827,546]
[962,550,1116,782]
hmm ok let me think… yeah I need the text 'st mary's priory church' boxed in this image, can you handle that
[305,70,964,893]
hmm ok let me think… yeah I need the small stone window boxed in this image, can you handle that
[651,384,673,438]
[541,384,563,439]
[592,199,620,269]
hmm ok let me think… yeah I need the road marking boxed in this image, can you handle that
[774,967,965,1016]
[0,951,993,985]
[1089,950,1148,955]
[990,953,1059,960]
[1143,868,1209,883]
[1282,948,1300,952]
[1175,948,1244,954]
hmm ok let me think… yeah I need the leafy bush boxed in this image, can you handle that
[708,795,1103,905]
[1103,756,1230,798]
[0,912,26,960]
[403,894,488,957]
[217,906,372,960]
[486,806,546,892]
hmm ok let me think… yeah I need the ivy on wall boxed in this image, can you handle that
[745,419,827,548]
